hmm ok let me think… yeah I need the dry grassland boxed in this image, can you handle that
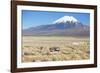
[22,36,90,62]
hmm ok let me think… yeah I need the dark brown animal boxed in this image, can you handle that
[49,47,60,52]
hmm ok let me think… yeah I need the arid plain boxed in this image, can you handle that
[22,36,90,62]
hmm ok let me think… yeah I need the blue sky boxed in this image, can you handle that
[22,10,90,29]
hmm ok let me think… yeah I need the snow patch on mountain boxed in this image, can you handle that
[53,16,79,24]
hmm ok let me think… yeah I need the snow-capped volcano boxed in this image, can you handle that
[23,15,89,36]
[53,16,79,24]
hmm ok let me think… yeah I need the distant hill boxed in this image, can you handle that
[23,16,90,36]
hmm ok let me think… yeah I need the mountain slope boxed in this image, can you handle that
[23,16,90,36]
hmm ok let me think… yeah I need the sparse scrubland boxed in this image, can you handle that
[22,36,90,62]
